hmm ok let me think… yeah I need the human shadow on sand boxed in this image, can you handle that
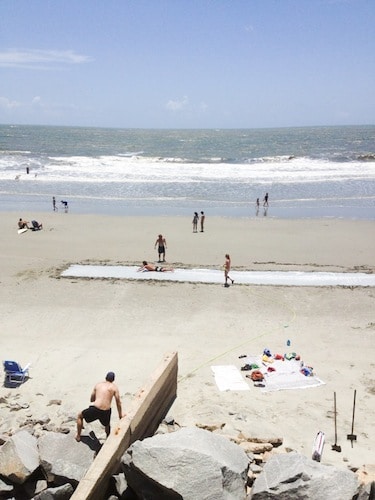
[79,431,103,453]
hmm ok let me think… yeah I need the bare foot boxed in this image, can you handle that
[75,435,81,442]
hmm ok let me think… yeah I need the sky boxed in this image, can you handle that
[0,0,374,129]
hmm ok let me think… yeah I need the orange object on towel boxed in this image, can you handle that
[249,370,264,381]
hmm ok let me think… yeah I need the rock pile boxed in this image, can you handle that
[0,430,95,498]
[0,407,373,499]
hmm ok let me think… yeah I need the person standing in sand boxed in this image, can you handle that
[200,211,205,232]
[224,253,234,287]
[76,371,123,442]
[192,212,199,233]
[154,234,167,262]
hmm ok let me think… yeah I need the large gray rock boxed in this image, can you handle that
[122,426,249,499]
[251,452,359,500]
[33,483,74,499]
[38,432,96,485]
[0,430,39,484]
[0,477,14,494]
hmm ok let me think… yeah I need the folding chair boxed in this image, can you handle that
[3,361,30,385]
[31,220,42,231]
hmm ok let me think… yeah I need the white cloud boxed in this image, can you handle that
[166,95,189,112]
[0,96,21,109]
[0,49,93,69]
[199,102,208,112]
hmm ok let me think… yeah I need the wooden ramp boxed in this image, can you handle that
[71,351,178,500]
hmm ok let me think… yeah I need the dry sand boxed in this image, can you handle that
[0,212,374,470]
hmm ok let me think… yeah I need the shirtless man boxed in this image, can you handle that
[224,254,234,287]
[18,218,30,229]
[137,261,174,272]
[76,372,123,442]
[154,234,167,262]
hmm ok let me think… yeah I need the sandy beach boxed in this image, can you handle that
[0,212,374,471]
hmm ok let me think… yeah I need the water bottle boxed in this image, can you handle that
[287,339,291,347]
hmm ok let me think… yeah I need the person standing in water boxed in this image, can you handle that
[224,254,234,287]
[263,193,269,207]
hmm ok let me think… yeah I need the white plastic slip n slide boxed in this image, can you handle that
[61,265,375,287]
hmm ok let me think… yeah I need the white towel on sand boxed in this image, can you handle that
[211,365,250,391]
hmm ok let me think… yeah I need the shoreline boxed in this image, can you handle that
[1,192,375,221]
[0,212,374,471]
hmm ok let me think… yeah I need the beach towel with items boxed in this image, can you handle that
[239,348,324,392]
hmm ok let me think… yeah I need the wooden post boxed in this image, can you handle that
[72,351,178,500]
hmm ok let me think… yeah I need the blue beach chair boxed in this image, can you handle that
[31,220,43,231]
[3,360,30,386]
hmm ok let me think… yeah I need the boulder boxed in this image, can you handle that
[0,477,14,494]
[33,483,74,499]
[251,452,359,500]
[24,478,48,497]
[112,472,128,496]
[38,432,96,484]
[122,426,249,499]
[356,481,375,500]
[0,430,39,484]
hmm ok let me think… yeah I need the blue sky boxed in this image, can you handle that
[1,0,374,129]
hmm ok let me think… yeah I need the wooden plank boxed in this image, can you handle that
[71,351,178,500]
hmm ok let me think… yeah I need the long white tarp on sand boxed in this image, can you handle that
[61,265,375,287]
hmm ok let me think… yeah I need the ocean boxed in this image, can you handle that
[0,124,374,219]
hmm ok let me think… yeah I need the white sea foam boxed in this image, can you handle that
[1,125,374,218]
[1,154,374,185]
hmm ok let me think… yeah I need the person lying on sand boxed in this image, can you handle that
[137,261,174,272]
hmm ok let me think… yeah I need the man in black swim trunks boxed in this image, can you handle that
[154,234,167,262]
[76,371,124,442]
[137,261,174,272]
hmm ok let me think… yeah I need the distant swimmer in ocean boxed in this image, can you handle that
[137,261,174,272]
[263,193,269,207]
